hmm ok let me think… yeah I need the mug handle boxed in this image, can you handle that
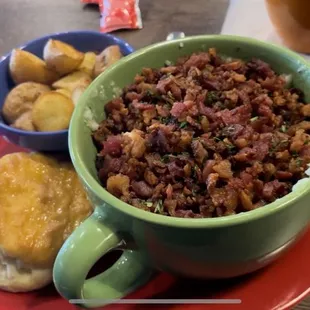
[53,207,153,308]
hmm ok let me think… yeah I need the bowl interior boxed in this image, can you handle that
[0,31,134,134]
[69,35,310,226]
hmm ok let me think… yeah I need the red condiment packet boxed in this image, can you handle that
[80,0,99,4]
[99,0,143,33]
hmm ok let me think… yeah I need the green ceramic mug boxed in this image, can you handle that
[53,35,310,308]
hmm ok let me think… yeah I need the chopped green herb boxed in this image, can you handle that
[269,142,276,154]
[145,89,162,104]
[203,65,214,73]
[191,164,199,176]
[179,121,188,128]
[280,125,287,133]
[296,157,303,167]
[180,152,190,157]
[164,60,172,66]
[167,91,174,100]
[146,201,153,208]
[159,116,171,124]
[279,140,289,147]
[205,91,219,105]
[146,89,154,96]
[161,154,171,163]
[154,200,164,213]
[291,150,299,158]
[219,137,236,152]
[250,116,258,122]
[213,137,222,142]
[191,167,196,177]
[225,142,235,150]
[270,139,288,153]
[214,101,226,110]
[163,95,175,105]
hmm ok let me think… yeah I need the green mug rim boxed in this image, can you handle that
[69,34,310,229]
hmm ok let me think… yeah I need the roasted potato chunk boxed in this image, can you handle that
[78,52,96,76]
[43,39,84,76]
[93,45,123,78]
[9,49,59,85]
[11,111,35,131]
[2,82,50,123]
[32,91,74,131]
[52,71,92,92]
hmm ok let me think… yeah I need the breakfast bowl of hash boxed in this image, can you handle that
[53,35,310,307]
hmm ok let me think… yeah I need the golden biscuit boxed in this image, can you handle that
[0,152,93,292]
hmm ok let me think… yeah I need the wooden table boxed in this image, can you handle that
[0,0,309,309]
[0,0,228,54]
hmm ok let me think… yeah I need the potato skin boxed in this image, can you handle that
[43,39,84,76]
[9,49,59,85]
[93,45,123,78]
[2,82,51,124]
[32,91,74,132]
[55,88,72,98]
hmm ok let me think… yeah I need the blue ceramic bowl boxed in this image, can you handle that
[0,30,134,152]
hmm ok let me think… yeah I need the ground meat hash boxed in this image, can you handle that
[93,48,310,218]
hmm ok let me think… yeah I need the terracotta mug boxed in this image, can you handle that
[265,0,310,53]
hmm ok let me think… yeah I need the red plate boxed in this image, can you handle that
[0,135,309,310]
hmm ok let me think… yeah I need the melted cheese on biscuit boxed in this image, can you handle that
[0,153,92,268]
